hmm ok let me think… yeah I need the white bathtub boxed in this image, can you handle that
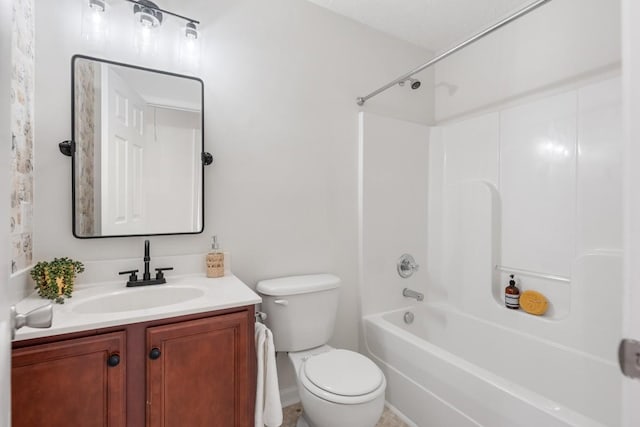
[363,303,620,427]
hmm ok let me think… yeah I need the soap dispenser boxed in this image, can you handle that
[505,274,520,310]
[206,236,224,278]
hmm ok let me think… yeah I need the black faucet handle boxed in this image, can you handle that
[155,267,173,280]
[119,269,139,282]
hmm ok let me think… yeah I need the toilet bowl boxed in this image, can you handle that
[256,274,387,427]
[289,346,386,427]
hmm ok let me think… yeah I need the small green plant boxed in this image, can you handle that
[30,257,85,304]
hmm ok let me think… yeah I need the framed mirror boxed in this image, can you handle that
[70,55,205,238]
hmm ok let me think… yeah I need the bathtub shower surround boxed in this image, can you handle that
[10,0,35,274]
[359,75,623,426]
[430,77,623,340]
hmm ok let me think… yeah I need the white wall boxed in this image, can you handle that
[359,112,430,316]
[434,0,621,122]
[32,0,433,393]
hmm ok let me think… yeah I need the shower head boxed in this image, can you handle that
[398,77,421,90]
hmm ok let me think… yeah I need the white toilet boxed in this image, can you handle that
[257,274,386,427]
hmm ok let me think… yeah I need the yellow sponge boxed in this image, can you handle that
[519,290,549,316]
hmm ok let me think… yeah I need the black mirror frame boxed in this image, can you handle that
[69,54,207,239]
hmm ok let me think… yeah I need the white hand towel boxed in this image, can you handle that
[255,322,283,427]
[255,324,266,427]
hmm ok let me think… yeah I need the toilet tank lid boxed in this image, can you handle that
[256,274,341,296]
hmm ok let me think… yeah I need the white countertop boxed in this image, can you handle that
[13,274,261,341]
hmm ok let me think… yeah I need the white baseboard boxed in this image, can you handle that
[280,386,300,408]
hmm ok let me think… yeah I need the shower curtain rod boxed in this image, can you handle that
[356,0,553,106]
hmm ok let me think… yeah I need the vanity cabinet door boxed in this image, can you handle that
[12,331,126,427]
[146,311,251,427]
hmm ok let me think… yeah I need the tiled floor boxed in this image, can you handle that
[282,403,409,427]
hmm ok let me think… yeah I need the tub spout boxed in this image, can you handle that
[402,288,424,302]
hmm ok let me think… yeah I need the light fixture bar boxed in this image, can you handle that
[123,0,200,25]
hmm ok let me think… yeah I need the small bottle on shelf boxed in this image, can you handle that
[206,236,224,278]
[505,274,520,310]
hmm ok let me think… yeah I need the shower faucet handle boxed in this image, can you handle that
[397,254,419,278]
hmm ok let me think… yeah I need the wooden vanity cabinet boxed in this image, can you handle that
[12,306,256,427]
[12,331,126,427]
[146,311,251,427]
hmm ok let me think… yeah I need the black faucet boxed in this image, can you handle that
[143,239,151,281]
[119,240,173,287]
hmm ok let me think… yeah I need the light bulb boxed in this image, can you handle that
[179,22,200,72]
[185,22,198,39]
[91,10,102,25]
[89,0,105,12]
[81,0,108,47]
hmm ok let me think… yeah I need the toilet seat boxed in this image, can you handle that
[300,349,385,405]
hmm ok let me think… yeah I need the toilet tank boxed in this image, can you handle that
[257,274,341,352]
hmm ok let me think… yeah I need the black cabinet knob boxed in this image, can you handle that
[107,353,120,367]
[149,347,161,360]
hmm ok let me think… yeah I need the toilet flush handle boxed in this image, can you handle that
[274,299,288,306]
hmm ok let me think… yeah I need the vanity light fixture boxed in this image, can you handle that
[80,0,202,68]
[124,0,201,63]
[83,0,201,31]
[132,0,163,28]
[123,0,200,29]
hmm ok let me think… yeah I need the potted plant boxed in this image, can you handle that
[30,257,85,303]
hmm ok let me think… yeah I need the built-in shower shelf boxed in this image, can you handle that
[495,265,570,284]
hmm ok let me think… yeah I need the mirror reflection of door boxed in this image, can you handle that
[143,106,202,234]
[102,64,146,235]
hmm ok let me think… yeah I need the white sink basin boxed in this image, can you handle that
[13,274,262,341]
[72,286,205,314]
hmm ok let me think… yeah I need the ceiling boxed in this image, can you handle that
[306,0,536,52]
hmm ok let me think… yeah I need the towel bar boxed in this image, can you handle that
[255,311,267,322]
